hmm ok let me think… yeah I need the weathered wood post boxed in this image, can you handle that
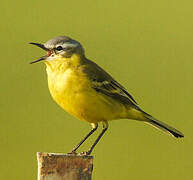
[37,152,93,180]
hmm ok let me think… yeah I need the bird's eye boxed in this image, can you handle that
[55,46,63,51]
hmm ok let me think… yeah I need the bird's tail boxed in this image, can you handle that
[143,113,184,138]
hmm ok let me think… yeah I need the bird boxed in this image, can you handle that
[30,36,184,155]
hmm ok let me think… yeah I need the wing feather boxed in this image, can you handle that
[82,59,138,107]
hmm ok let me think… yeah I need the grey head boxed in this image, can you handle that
[30,36,85,64]
[44,36,83,51]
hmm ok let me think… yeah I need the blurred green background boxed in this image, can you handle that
[1,0,192,179]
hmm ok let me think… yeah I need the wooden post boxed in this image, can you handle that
[37,152,93,180]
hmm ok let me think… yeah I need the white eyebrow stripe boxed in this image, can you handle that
[59,42,79,48]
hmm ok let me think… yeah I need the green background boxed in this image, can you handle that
[1,0,192,179]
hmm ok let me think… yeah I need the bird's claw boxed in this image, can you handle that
[79,151,91,156]
[67,151,78,155]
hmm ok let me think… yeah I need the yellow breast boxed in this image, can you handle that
[46,64,88,113]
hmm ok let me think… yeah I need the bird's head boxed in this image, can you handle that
[30,36,85,64]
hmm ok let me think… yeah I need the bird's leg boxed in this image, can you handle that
[84,121,108,155]
[70,123,98,154]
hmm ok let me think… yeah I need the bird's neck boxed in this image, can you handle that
[45,53,85,73]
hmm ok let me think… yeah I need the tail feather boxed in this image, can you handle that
[144,114,184,138]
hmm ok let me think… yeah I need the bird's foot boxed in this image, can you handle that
[79,151,91,156]
[67,150,78,155]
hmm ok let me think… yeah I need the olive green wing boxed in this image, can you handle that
[83,59,139,108]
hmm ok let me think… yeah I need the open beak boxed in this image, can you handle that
[29,42,48,51]
[29,42,49,64]
[29,56,47,64]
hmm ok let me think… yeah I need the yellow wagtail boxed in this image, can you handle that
[30,36,184,155]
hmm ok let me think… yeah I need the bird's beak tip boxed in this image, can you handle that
[29,42,48,51]
[29,56,46,64]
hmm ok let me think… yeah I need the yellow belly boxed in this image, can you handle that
[46,68,128,123]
